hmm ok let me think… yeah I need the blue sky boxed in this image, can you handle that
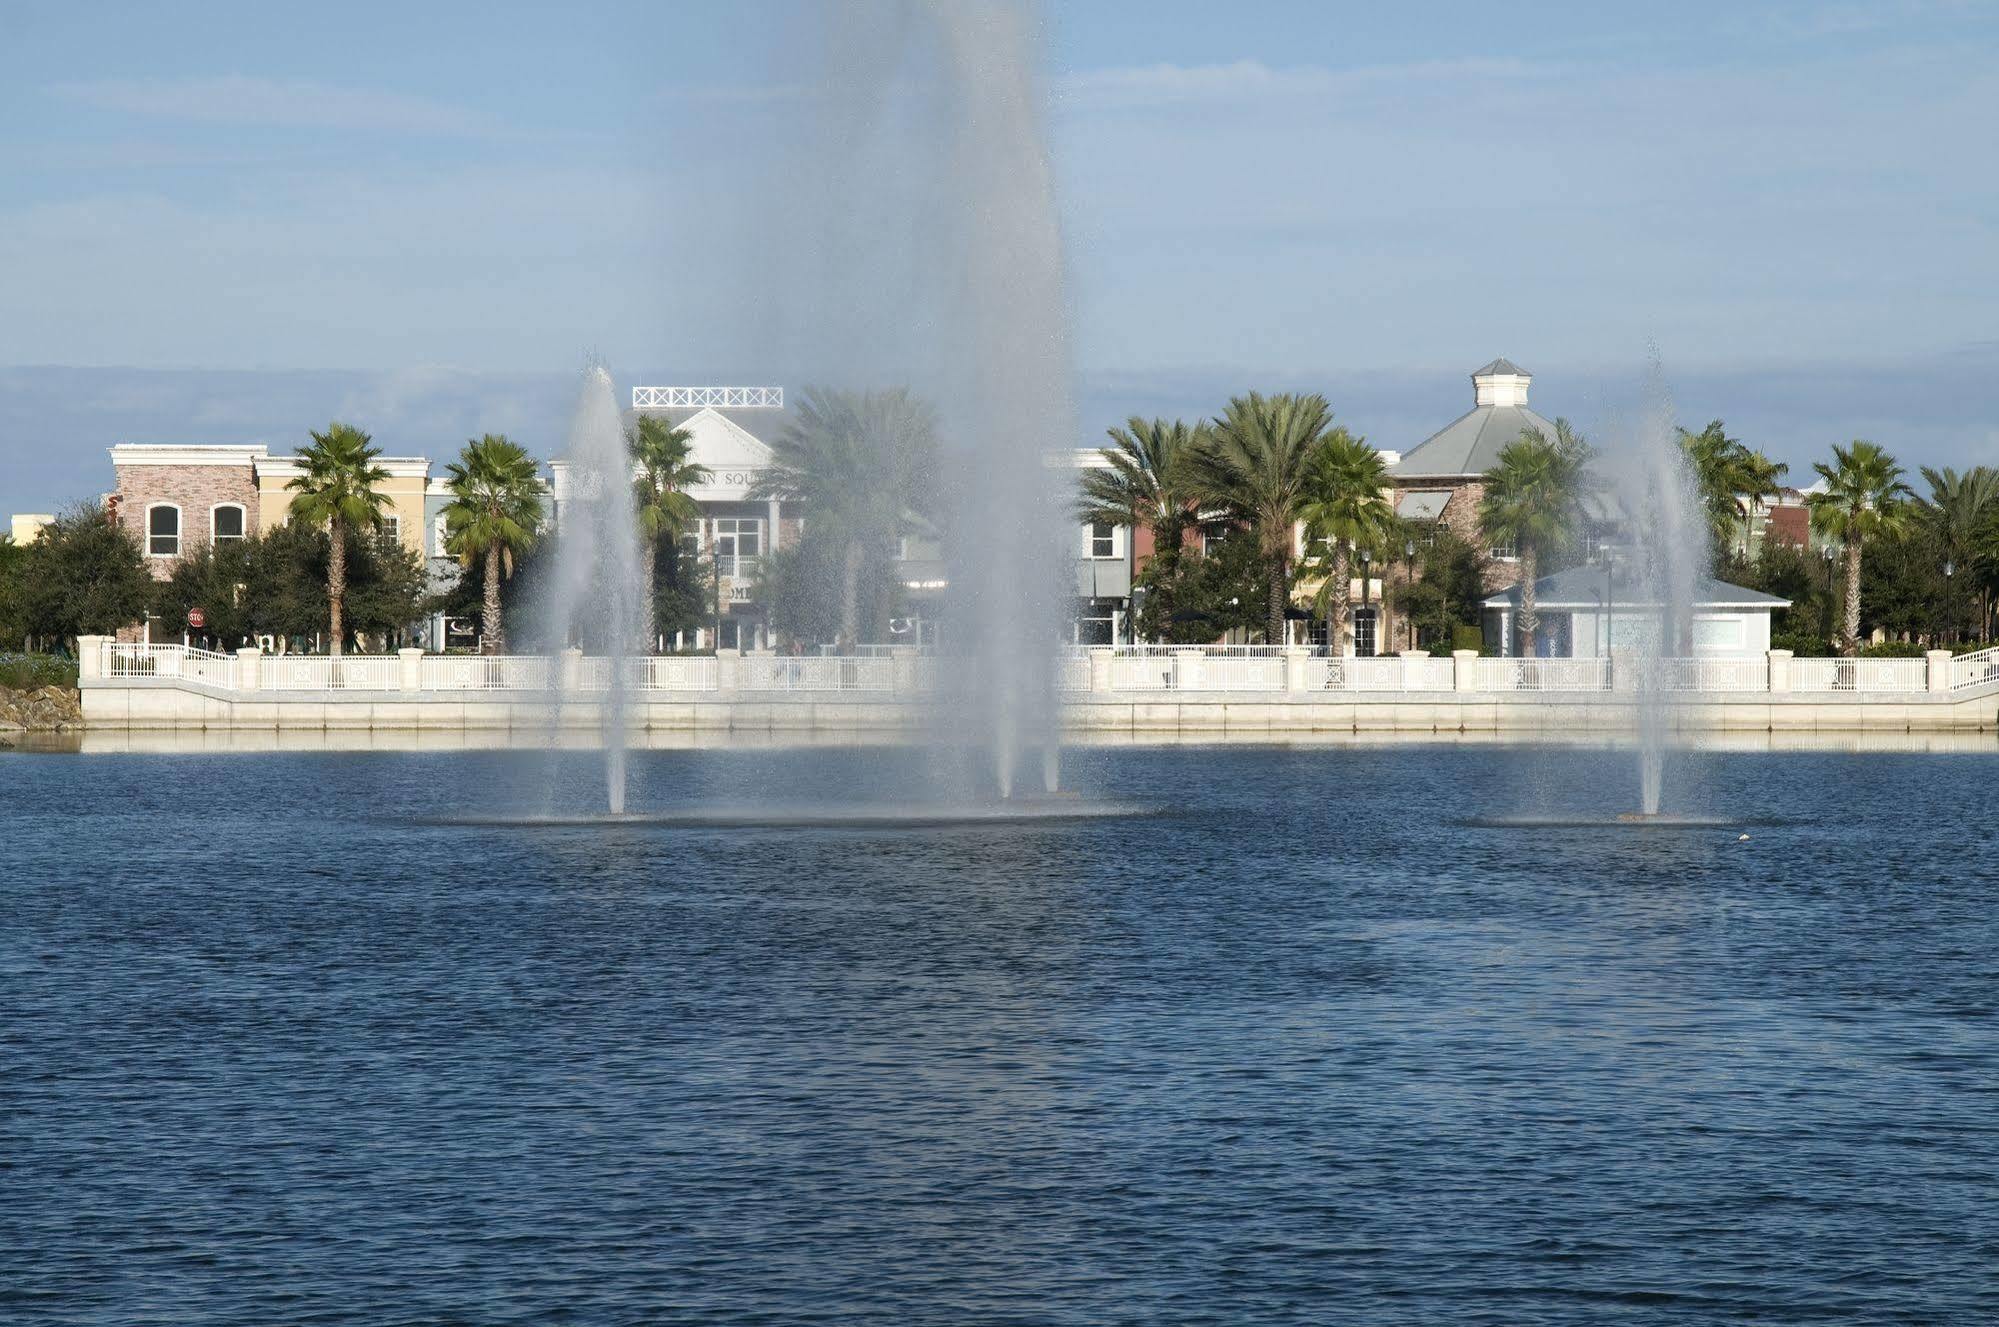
[4,0,1998,510]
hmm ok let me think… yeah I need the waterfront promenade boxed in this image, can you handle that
[78,638,1999,735]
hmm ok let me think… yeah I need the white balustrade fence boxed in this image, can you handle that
[1951,646,1999,692]
[739,655,894,692]
[90,642,1999,702]
[1474,657,1611,692]
[421,655,550,692]
[1792,657,1928,693]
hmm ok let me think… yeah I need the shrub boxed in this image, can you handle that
[0,652,78,690]
[1858,639,1925,658]
[1451,624,1486,655]
[1770,632,1835,657]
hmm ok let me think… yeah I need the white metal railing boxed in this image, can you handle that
[1406,656,1457,690]
[1108,652,1173,690]
[739,655,893,692]
[1659,656,1767,692]
[1475,656,1611,691]
[1188,655,1285,690]
[262,654,401,690]
[102,642,237,689]
[1793,657,1927,693]
[632,656,720,691]
[421,655,551,691]
[92,644,1994,701]
[1951,647,1999,692]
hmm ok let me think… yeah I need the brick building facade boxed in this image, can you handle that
[107,445,267,581]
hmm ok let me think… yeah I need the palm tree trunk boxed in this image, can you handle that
[1328,545,1352,656]
[1266,554,1288,646]
[840,540,862,649]
[639,541,656,653]
[328,523,346,659]
[1842,541,1863,656]
[1516,544,1539,658]
[483,543,505,655]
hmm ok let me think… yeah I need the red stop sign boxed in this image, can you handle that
[188,608,207,629]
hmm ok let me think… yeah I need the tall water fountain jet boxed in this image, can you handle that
[1605,359,1708,817]
[748,1,1075,801]
[545,365,644,815]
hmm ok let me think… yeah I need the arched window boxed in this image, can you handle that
[211,503,246,543]
[147,504,181,557]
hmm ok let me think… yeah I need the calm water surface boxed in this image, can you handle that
[4,743,1996,1325]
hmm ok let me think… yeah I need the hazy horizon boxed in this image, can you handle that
[5,0,1998,510]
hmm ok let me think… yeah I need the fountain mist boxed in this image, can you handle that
[544,365,643,815]
[737,1,1074,800]
[1607,359,1707,816]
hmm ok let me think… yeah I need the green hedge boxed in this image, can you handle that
[0,652,78,690]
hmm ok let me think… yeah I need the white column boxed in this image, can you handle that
[397,647,423,692]
[1283,645,1312,692]
[77,635,108,683]
[559,646,584,693]
[1452,649,1479,693]
[1088,645,1113,693]
[889,645,918,695]
[1171,647,1202,691]
[1927,649,1953,694]
[767,499,781,553]
[1401,649,1431,691]
[1767,648,1792,694]
[238,646,263,693]
[715,647,740,693]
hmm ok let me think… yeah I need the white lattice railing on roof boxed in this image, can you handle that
[631,386,784,410]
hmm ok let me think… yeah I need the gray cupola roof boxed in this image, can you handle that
[1389,358,1555,480]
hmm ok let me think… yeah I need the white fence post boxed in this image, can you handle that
[398,647,424,692]
[77,635,108,682]
[1927,649,1953,694]
[1767,648,1792,694]
[715,648,740,692]
[558,647,584,693]
[1171,647,1202,691]
[889,645,918,694]
[1452,649,1478,693]
[1284,646,1312,692]
[1401,649,1430,691]
[237,646,262,693]
[1088,646,1114,694]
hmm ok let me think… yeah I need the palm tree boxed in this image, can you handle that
[1297,430,1396,655]
[1184,392,1340,644]
[441,435,545,655]
[628,416,710,649]
[751,386,937,648]
[1478,420,1592,657]
[1677,420,1788,561]
[1808,440,1914,656]
[1076,417,1207,553]
[287,422,390,658]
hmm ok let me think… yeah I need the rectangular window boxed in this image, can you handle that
[1087,522,1116,559]
[711,518,764,577]
[1489,536,1517,561]
[1353,607,1378,658]
[211,506,245,542]
[1075,608,1114,645]
[147,506,180,557]
[432,514,449,556]
[380,514,401,547]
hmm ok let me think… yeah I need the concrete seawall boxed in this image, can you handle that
[79,680,1999,735]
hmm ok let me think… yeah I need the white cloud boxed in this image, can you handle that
[1057,57,1552,110]
[50,76,496,136]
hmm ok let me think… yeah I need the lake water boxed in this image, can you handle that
[5,742,1996,1324]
